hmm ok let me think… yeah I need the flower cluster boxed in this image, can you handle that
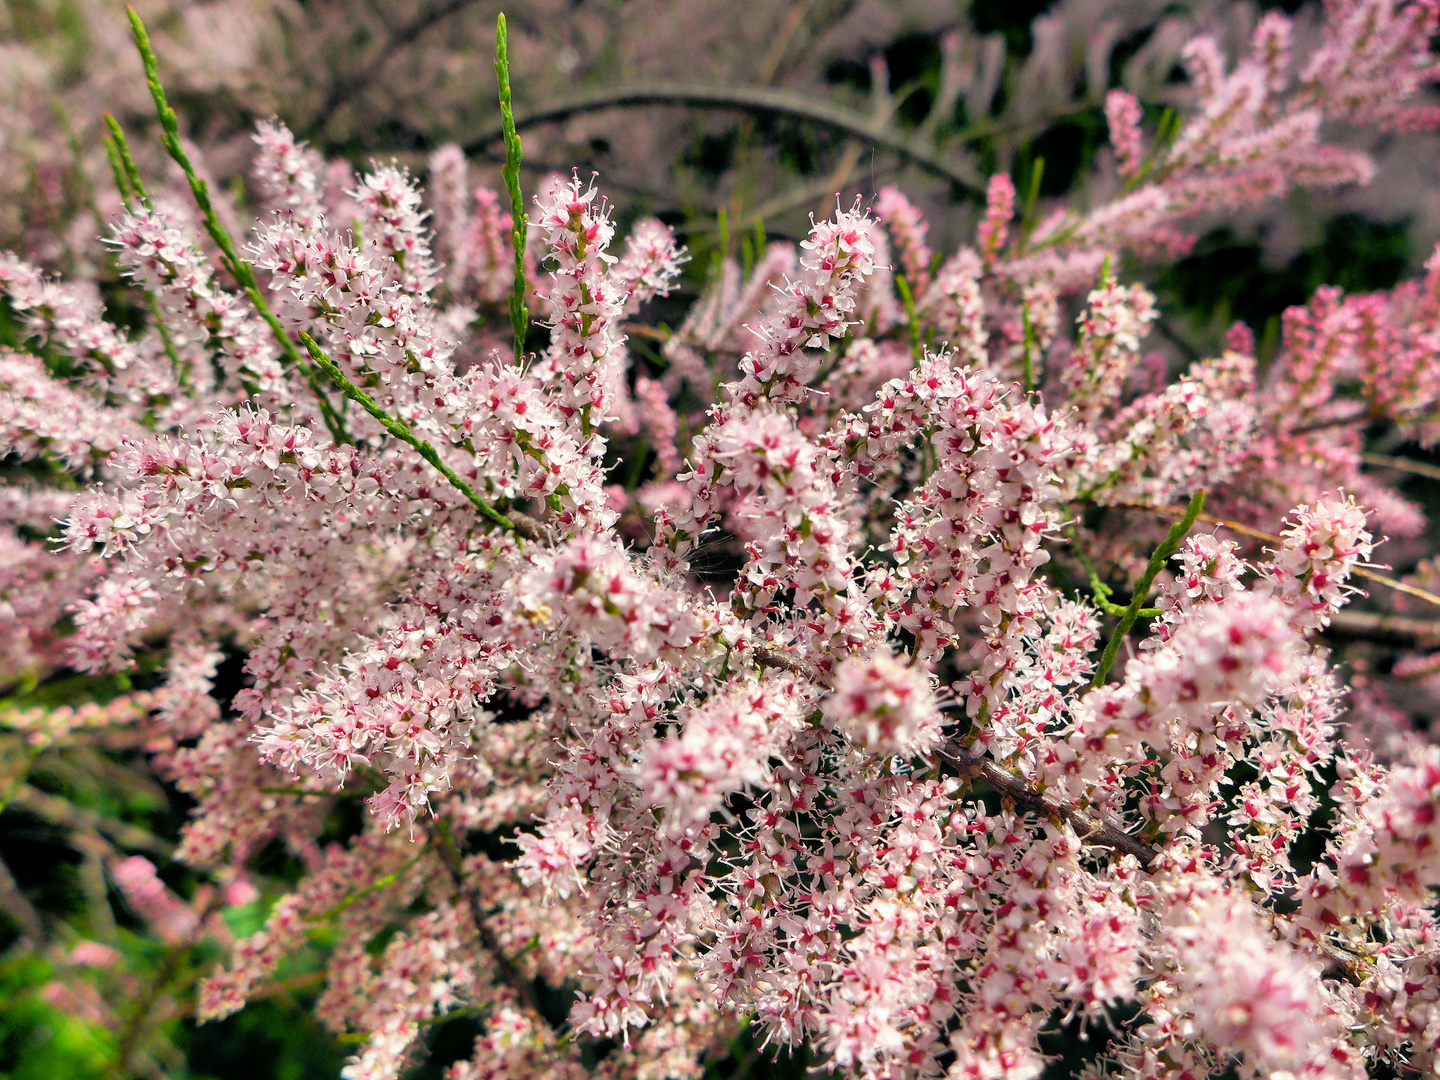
[824,648,943,757]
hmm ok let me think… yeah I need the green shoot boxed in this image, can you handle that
[1090,489,1206,687]
[1017,156,1044,251]
[495,14,530,365]
[895,274,921,362]
[126,5,348,442]
[103,134,133,208]
[1020,302,1035,393]
[103,114,150,209]
[102,114,183,378]
[297,333,518,534]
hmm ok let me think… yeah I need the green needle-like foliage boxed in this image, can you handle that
[1091,489,1207,687]
[495,13,530,365]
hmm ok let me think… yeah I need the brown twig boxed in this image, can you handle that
[507,509,548,543]
[623,323,671,343]
[938,741,1160,866]
[750,640,1370,984]
[948,740,1369,985]
[74,831,119,940]
[1288,405,1440,436]
[939,739,1371,985]
[1355,569,1440,609]
[430,818,552,1028]
[248,970,327,1001]
[1325,609,1440,644]
[1285,408,1373,436]
[111,891,220,1079]
[0,852,43,943]
[307,0,486,135]
[738,162,905,231]
[463,82,985,196]
[1361,451,1440,483]
[749,644,1157,862]
[756,0,820,86]
[751,642,822,681]
[1315,939,1372,984]
[11,783,174,857]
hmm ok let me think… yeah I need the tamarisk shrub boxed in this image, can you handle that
[8,4,1440,1079]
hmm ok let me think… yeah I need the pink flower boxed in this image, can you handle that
[1105,90,1146,178]
[976,173,1015,262]
[69,940,121,968]
[825,650,942,757]
[1262,491,1375,630]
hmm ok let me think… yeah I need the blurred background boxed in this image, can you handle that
[6,0,1440,345]
[1,0,1437,1076]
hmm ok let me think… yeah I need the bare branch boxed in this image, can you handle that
[431,819,554,1031]
[751,642,823,681]
[507,510,548,543]
[937,741,1160,866]
[1326,609,1440,644]
[1362,451,1440,483]
[463,83,985,196]
[11,784,174,857]
[308,0,487,134]
[0,852,43,943]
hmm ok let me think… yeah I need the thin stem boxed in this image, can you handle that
[1126,106,1177,191]
[937,740,1158,865]
[103,118,184,381]
[145,290,184,382]
[463,82,986,197]
[256,785,363,798]
[297,332,521,535]
[1020,302,1035,393]
[622,439,650,493]
[1016,157,1044,253]
[1091,489,1206,687]
[716,160,901,237]
[1361,451,1440,483]
[307,0,485,134]
[1065,523,1160,618]
[895,274,920,362]
[1117,501,1440,610]
[125,7,349,444]
[307,848,427,921]
[495,14,530,365]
